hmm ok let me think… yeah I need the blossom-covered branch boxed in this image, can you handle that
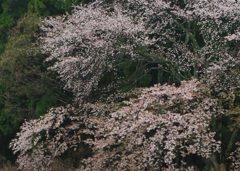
[80,79,222,170]
[40,0,240,101]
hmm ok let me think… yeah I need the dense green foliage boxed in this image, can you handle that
[0,0,76,54]
[0,0,77,164]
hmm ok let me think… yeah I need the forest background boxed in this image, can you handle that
[0,0,80,165]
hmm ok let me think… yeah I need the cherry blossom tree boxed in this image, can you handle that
[10,106,81,171]
[80,79,222,171]
[10,103,110,170]
[40,0,240,101]
[40,0,156,101]
[10,79,223,170]
[11,0,240,170]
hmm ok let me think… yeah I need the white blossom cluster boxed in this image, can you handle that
[9,103,111,171]
[40,0,157,101]
[40,0,240,101]
[189,0,240,19]
[203,55,240,103]
[10,106,82,171]
[229,142,240,171]
[79,79,222,170]
[11,79,224,171]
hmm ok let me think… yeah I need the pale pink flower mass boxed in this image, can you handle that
[10,0,240,170]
